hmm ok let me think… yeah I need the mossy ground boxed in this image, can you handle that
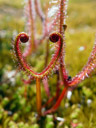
[0,0,96,128]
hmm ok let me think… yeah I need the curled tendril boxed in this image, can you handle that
[14,32,63,79]
[20,33,29,43]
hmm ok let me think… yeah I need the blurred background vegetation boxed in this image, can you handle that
[0,0,96,128]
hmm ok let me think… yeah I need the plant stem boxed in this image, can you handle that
[28,0,36,50]
[44,39,49,67]
[44,86,68,114]
[60,0,64,35]
[59,0,68,86]
[36,78,42,116]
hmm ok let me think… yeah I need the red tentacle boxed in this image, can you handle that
[14,32,63,79]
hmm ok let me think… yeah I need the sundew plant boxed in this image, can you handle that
[1,0,96,127]
[12,0,96,118]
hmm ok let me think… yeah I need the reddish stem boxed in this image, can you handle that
[44,86,68,114]
[23,0,37,57]
[35,0,45,21]
[36,78,42,116]
[59,0,68,86]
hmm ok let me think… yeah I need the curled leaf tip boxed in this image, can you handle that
[49,32,62,43]
[20,33,29,43]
